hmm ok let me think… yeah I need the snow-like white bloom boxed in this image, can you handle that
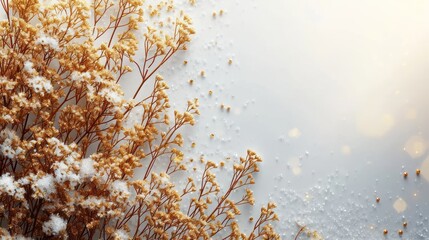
[0,173,26,200]
[71,71,91,83]
[99,88,123,105]
[32,174,56,197]
[35,34,59,51]
[17,177,30,186]
[79,157,96,179]
[53,161,80,187]
[23,61,35,73]
[85,84,97,102]
[110,180,130,201]
[0,144,15,159]
[113,229,130,240]
[28,76,53,94]
[47,137,71,157]
[65,151,79,165]
[42,214,67,236]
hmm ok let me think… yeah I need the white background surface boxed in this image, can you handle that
[155,0,429,239]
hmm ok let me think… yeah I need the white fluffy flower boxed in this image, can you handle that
[110,180,130,201]
[0,173,26,200]
[35,34,59,51]
[79,157,96,179]
[71,71,90,83]
[42,214,67,236]
[28,76,53,94]
[99,88,123,105]
[23,61,35,73]
[47,137,71,157]
[0,144,15,159]
[32,174,56,197]
[53,161,80,187]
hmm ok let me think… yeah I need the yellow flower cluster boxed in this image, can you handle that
[0,0,279,239]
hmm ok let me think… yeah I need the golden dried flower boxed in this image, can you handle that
[0,0,279,239]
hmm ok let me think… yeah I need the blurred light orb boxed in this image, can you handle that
[288,157,302,176]
[341,145,351,155]
[288,128,301,138]
[404,136,427,159]
[393,198,407,213]
[357,110,394,138]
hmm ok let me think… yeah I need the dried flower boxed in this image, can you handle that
[0,0,279,239]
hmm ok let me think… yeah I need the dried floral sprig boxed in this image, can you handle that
[0,0,279,239]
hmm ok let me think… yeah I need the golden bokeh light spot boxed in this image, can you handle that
[288,157,302,176]
[393,198,407,213]
[404,136,427,159]
[356,110,394,138]
[292,167,302,175]
[288,128,301,138]
[341,145,351,155]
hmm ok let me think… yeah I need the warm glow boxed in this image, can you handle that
[404,136,427,159]
[393,198,407,213]
[357,110,394,138]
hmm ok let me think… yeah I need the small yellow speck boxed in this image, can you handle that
[191,142,196,148]
[403,171,408,178]
[220,104,224,109]
[200,70,205,77]
[188,79,194,84]
[220,161,225,167]
[183,60,188,65]
[228,59,233,65]
[208,90,213,96]
[416,169,421,176]
[219,9,224,15]
[249,217,254,222]
[226,106,231,112]
[212,12,216,17]
[210,133,215,139]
